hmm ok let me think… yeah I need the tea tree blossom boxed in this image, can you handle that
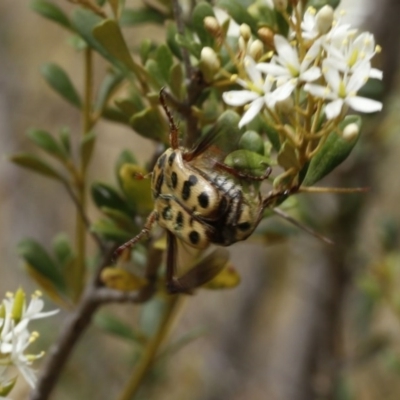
[0,290,58,397]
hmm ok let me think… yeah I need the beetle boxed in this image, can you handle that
[114,89,288,293]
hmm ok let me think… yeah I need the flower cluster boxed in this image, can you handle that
[223,5,382,127]
[0,289,58,398]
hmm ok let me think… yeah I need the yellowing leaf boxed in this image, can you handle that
[101,267,147,291]
[203,264,241,290]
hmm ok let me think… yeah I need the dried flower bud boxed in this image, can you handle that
[273,0,288,12]
[199,47,220,82]
[316,5,334,34]
[258,27,275,49]
[204,16,221,37]
[249,39,264,61]
[240,23,252,41]
[342,123,359,142]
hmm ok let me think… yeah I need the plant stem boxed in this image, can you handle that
[117,294,183,400]
[73,47,93,300]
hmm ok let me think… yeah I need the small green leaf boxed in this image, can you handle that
[91,218,133,242]
[52,233,74,269]
[95,312,147,343]
[101,207,136,231]
[192,2,215,46]
[115,149,137,186]
[10,153,63,181]
[91,182,131,214]
[115,98,138,117]
[225,149,270,176]
[145,59,165,88]
[95,71,125,113]
[30,0,72,30]
[17,239,65,292]
[120,7,166,26]
[59,126,71,155]
[216,0,258,33]
[93,19,145,78]
[156,44,173,83]
[248,116,281,151]
[169,62,184,100]
[27,129,67,161]
[277,142,300,170]
[166,21,182,60]
[130,107,167,142]
[102,107,131,124]
[175,33,202,59]
[139,39,156,65]
[239,131,265,155]
[80,132,96,170]
[0,375,17,396]
[41,63,82,107]
[302,116,362,186]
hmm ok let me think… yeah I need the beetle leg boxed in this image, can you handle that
[215,161,272,181]
[159,88,179,150]
[112,211,157,262]
[262,186,299,209]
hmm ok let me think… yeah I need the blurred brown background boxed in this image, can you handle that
[1,0,400,399]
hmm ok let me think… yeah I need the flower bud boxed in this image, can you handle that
[316,5,334,34]
[258,27,275,49]
[240,23,251,41]
[273,0,288,12]
[204,16,221,38]
[199,47,220,82]
[249,39,264,61]
[342,123,359,142]
[12,288,26,324]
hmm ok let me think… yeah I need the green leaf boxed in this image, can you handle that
[80,132,96,170]
[156,44,173,83]
[40,63,82,107]
[91,218,133,242]
[95,312,147,343]
[30,0,72,30]
[17,239,65,292]
[144,59,165,88]
[216,0,258,33]
[101,207,136,231]
[130,107,167,142]
[120,7,166,26]
[52,233,75,269]
[166,21,182,60]
[302,116,362,186]
[72,8,129,73]
[93,19,145,78]
[115,98,138,117]
[169,62,184,100]
[115,149,137,186]
[102,107,131,124]
[91,182,131,214]
[0,375,17,396]
[239,131,265,155]
[10,153,63,181]
[192,2,215,46]
[175,33,202,59]
[248,115,281,151]
[27,129,67,161]
[224,149,270,176]
[139,39,156,65]
[95,71,125,113]
[58,126,71,155]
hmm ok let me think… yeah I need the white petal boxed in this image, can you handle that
[301,66,321,82]
[222,90,260,106]
[346,96,382,113]
[257,62,290,78]
[274,35,300,69]
[323,65,341,92]
[301,38,322,70]
[325,99,344,119]
[268,81,295,106]
[370,68,383,80]
[238,98,265,128]
[304,83,332,99]
[244,56,262,86]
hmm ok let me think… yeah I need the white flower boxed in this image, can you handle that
[324,31,382,79]
[305,60,382,119]
[256,35,322,95]
[223,56,292,127]
[0,290,58,392]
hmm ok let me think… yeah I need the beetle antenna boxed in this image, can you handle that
[159,88,179,149]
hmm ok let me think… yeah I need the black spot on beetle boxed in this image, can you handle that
[198,192,209,208]
[154,173,164,197]
[157,153,167,168]
[189,230,200,245]
[176,211,184,228]
[238,222,251,231]
[182,175,198,200]
[168,152,176,166]
[162,206,172,220]
[171,171,178,188]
